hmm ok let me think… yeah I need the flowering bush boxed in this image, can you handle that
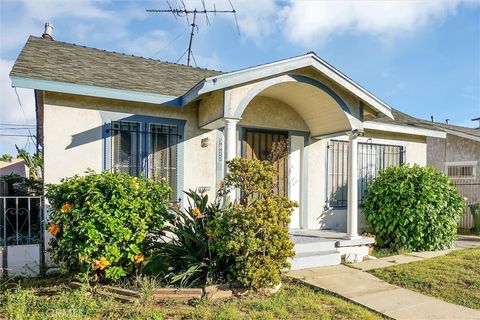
[363,165,464,251]
[46,170,171,281]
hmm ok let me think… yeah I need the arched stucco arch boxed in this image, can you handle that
[230,74,359,137]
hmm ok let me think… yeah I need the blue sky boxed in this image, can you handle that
[1,0,479,155]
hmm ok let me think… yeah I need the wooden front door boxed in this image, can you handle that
[243,129,288,197]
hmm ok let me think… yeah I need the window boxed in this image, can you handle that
[111,121,140,177]
[110,120,180,201]
[327,140,404,208]
[149,124,178,196]
[446,162,476,179]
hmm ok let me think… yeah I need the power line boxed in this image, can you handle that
[147,0,240,66]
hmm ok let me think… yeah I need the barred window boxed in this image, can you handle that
[327,140,404,208]
[447,164,475,178]
[149,124,178,200]
[110,121,180,201]
[111,121,140,177]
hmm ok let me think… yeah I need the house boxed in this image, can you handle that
[0,158,28,178]
[9,33,447,270]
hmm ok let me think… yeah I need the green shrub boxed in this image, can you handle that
[209,158,297,289]
[143,190,230,287]
[46,170,171,281]
[363,165,464,251]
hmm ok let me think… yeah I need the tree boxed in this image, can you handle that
[15,146,43,180]
[0,154,13,162]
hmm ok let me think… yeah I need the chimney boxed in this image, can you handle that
[430,116,435,123]
[42,22,54,40]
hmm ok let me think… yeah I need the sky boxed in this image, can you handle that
[1,0,479,156]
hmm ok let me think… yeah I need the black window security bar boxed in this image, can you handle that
[110,121,179,201]
[327,140,404,208]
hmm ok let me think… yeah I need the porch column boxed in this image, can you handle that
[346,130,360,239]
[224,118,239,200]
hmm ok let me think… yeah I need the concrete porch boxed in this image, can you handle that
[289,230,375,270]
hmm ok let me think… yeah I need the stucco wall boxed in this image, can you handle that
[427,134,480,175]
[239,96,309,131]
[44,93,218,202]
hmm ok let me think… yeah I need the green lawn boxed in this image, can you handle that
[0,277,382,320]
[370,248,480,310]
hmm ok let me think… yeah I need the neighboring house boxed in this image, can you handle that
[9,34,447,270]
[0,158,28,177]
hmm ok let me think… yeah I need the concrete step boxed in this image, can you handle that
[294,240,337,254]
[289,250,342,270]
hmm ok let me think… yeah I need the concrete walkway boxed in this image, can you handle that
[288,265,480,319]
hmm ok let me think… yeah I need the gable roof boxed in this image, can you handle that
[10,36,221,97]
[183,52,394,119]
[371,108,480,141]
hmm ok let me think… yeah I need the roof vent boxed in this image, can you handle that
[430,115,435,123]
[42,22,54,40]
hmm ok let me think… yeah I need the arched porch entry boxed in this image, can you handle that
[222,74,363,239]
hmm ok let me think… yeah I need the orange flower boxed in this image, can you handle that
[61,203,72,213]
[191,207,202,216]
[92,257,109,270]
[206,231,214,238]
[134,254,145,264]
[48,224,60,236]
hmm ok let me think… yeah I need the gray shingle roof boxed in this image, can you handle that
[372,108,480,138]
[10,36,222,97]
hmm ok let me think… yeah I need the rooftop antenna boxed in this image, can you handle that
[147,0,240,67]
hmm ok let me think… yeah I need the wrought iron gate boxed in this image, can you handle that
[1,196,45,277]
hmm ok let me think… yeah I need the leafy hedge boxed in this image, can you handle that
[209,158,297,289]
[46,170,171,281]
[363,165,464,251]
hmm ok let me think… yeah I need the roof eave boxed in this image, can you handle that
[10,75,182,106]
[364,121,447,138]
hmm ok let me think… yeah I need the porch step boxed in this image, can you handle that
[294,239,337,254]
[289,250,341,270]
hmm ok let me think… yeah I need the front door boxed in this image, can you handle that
[243,129,288,197]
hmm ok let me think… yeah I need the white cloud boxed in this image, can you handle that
[123,29,172,58]
[280,0,465,46]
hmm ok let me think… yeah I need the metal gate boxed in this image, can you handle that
[1,196,45,277]
[452,179,480,229]
[243,129,288,197]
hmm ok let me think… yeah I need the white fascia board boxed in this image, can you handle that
[435,127,480,143]
[364,121,446,138]
[184,53,394,119]
[10,76,181,106]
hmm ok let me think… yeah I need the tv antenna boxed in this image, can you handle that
[147,0,240,67]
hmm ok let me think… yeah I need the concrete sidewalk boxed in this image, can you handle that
[288,265,480,319]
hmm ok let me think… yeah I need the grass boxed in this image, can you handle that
[370,248,480,310]
[0,277,382,320]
